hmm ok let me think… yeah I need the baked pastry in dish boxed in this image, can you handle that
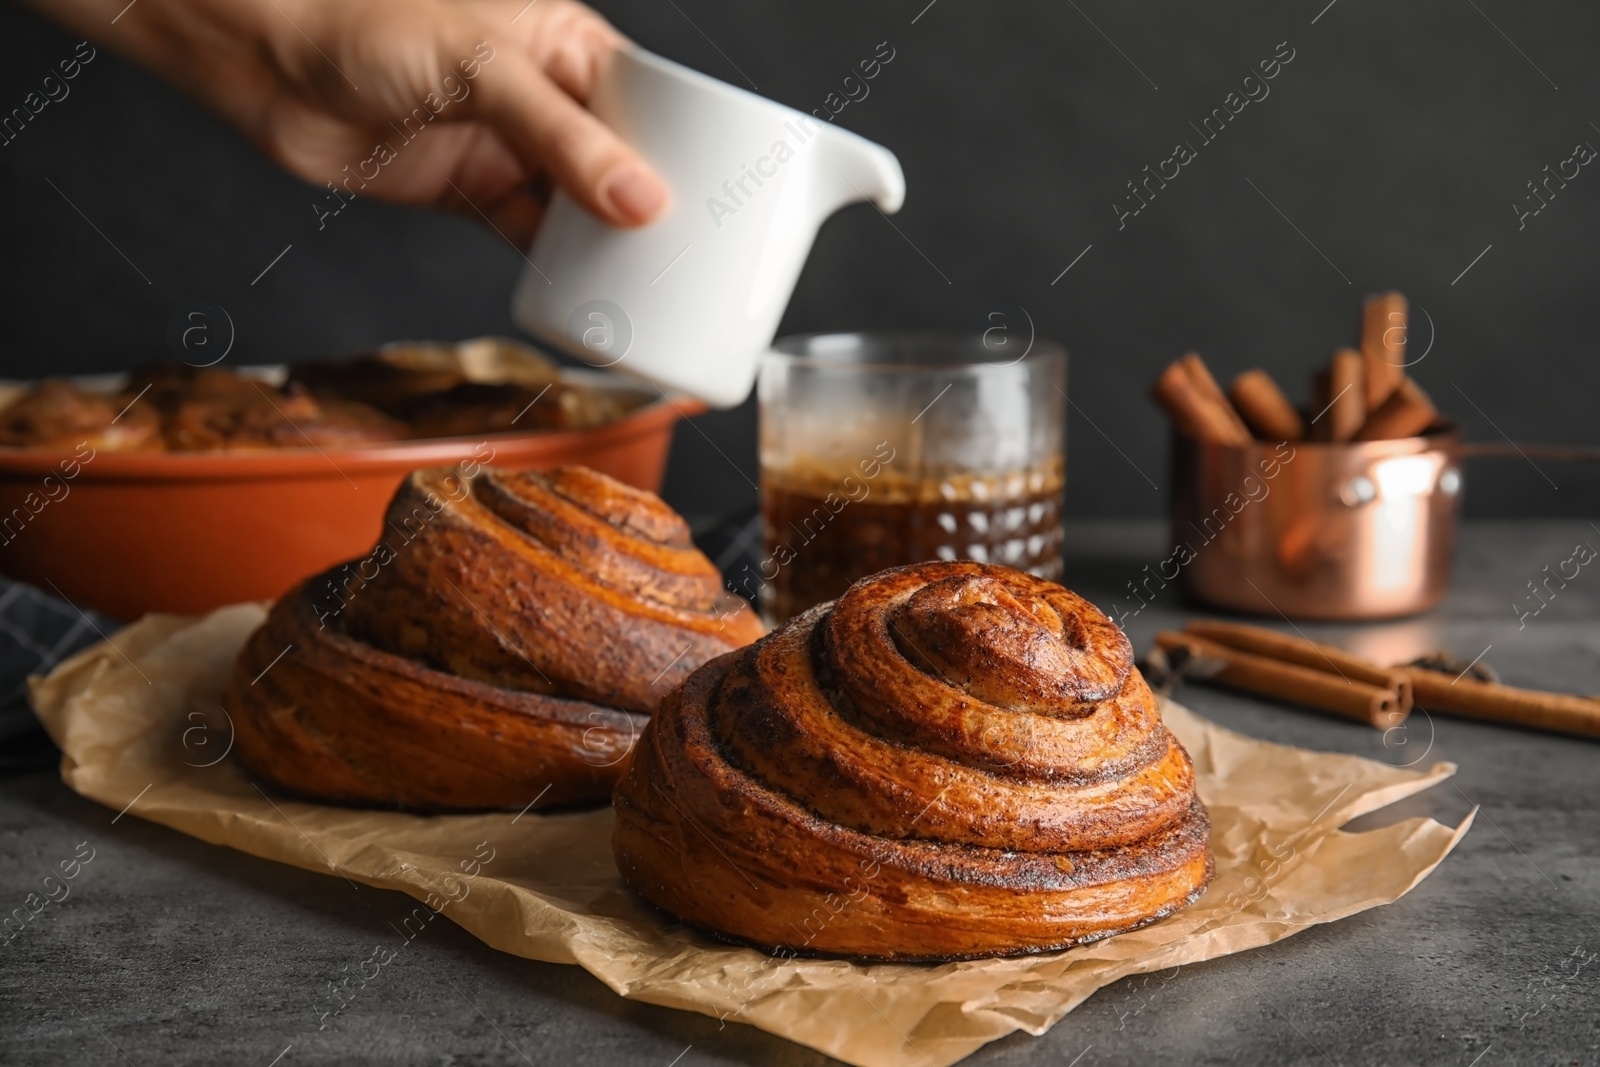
[152,369,407,451]
[0,379,164,451]
[0,339,632,453]
[224,464,763,811]
[0,368,404,452]
[613,561,1212,960]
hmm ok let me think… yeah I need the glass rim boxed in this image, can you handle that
[763,331,1066,375]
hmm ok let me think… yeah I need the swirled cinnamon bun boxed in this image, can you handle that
[613,561,1212,960]
[225,465,763,811]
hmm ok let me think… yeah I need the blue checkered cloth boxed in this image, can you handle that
[0,579,116,773]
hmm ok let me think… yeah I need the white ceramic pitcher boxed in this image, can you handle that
[509,46,906,408]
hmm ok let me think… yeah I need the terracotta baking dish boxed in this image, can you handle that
[0,371,699,619]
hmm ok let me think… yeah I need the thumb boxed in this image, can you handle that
[468,42,669,227]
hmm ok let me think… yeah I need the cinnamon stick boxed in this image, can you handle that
[1186,621,1412,713]
[1152,358,1251,445]
[1155,631,1407,729]
[1355,378,1437,441]
[1327,348,1366,443]
[1403,667,1600,740]
[1178,353,1253,443]
[1360,291,1407,411]
[1229,370,1304,441]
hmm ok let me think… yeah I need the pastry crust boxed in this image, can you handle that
[613,561,1213,960]
[224,465,763,811]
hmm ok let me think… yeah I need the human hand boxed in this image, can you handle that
[28,0,669,243]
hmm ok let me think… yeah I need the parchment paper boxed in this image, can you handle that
[29,605,1474,1067]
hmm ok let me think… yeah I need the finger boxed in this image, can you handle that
[467,42,668,227]
[489,0,625,103]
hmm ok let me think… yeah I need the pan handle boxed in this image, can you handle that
[1458,442,1600,463]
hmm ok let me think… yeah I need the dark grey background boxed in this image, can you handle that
[1,0,1597,520]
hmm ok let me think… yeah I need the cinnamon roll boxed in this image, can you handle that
[225,465,763,811]
[613,561,1212,961]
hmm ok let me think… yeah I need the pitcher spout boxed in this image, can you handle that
[807,120,906,216]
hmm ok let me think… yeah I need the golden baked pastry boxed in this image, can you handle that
[613,561,1212,960]
[0,378,163,451]
[225,464,764,811]
[158,372,405,451]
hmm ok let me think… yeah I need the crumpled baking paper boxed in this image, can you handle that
[29,605,1473,1067]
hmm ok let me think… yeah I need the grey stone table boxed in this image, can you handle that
[3,521,1598,1067]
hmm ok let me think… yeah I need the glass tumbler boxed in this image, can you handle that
[756,331,1067,624]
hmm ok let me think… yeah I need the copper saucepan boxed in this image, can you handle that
[1171,425,1600,620]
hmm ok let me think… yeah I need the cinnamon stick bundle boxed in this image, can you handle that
[1154,631,1407,729]
[1187,621,1413,712]
[1403,667,1600,740]
[1155,619,1600,742]
[1151,292,1439,446]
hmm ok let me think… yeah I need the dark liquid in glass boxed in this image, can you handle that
[759,460,1064,624]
